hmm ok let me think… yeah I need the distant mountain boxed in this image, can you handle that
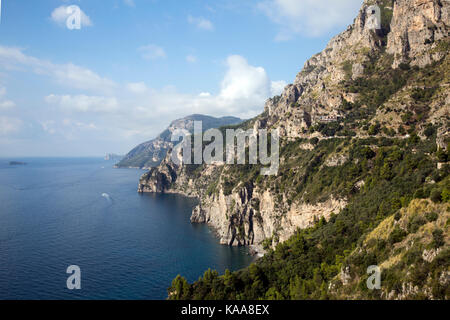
[116,114,243,168]
[104,154,124,161]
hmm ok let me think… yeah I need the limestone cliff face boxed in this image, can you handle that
[387,0,449,68]
[262,0,449,140]
[261,0,390,138]
[139,157,347,251]
[138,0,449,252]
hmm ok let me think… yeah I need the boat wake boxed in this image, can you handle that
[102,193,112,204]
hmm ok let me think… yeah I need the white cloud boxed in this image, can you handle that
[0,87,15,110]
[39,118,97,139]
[0,47,286,145]
[270,80,287,96]
[188,15,214,31]
[0,116,22,135]
[52,63,116,92]
[45,94,119,113]
[63,118,97,130]
[124,55,282,123]
[138,45,167,60]
[123,55,283,121]
[0,100,15,109]
[126,82,149,94]
[124,0,136,8]
[51,5,93,29]
[258,0,362,39]
[41,120,56,135]
[0,46,116,94]
[218,55,270,106]
[186,55,197,63]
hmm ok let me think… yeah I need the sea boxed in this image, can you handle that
[0,157,253,300]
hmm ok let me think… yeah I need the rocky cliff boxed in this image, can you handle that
[139,150,348,252]
[262,0,449,141]
[139,0,449,257]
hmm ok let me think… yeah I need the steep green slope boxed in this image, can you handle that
[168,135,449,300]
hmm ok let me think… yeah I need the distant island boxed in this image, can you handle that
[9,161,27,166]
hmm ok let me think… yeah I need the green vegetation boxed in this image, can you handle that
[168,133,450,299]
[342,61,353,80]
[166,52,449,298]
[165,3,449,300]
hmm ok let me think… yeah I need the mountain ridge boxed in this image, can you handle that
[116,114,243,169]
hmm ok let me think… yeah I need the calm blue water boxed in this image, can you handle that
[0,158,253,300]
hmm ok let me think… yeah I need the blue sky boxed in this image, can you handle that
[0,0,363,157]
